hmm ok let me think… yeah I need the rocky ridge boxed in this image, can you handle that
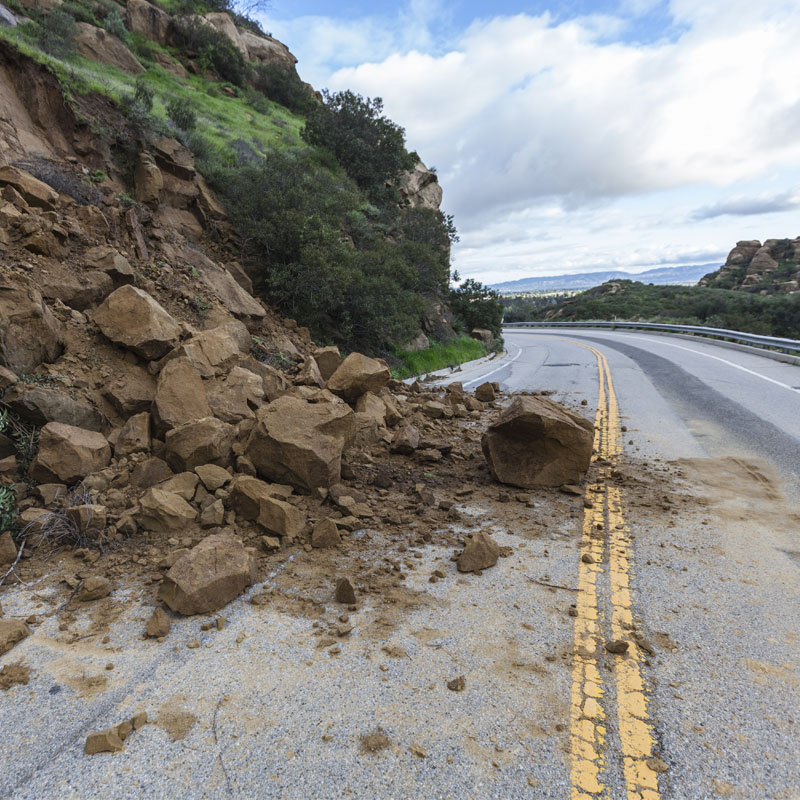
[699,237,800,294]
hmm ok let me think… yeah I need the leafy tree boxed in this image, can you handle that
[302,90,416,201]
[449,275,504,337]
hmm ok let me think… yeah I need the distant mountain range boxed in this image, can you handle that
[491,263,720,294]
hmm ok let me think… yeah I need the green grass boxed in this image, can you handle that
[392,335,487,379]
[0,24,304,162]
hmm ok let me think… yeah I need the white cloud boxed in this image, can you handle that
[261,1,800,281]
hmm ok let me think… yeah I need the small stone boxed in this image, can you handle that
[187,639,200,649]
[605,639,629,655]
[84,728,124,755]
[311,518,341,548]
[334,577,356,605]
[447,676,466,692]
[78,576,112,602]
[105,663,114,671]
[116,720,132,740]
[645,756,669,773]
[409,743,427,758]
[560,484,583,496]
[145,608,171,638]
[581,553,595,564]
[131,712,148,730]
[568,607,578,617]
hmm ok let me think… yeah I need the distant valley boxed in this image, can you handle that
[491,262,720,294]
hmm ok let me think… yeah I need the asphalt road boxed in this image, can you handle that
[2,330,799,800]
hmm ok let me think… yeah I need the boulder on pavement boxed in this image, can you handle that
[311,518,341,548]
[0,278,63,374]
[93,286,181,361]
[145,607,171,638]
[245,396,353,491]
[457,531,500,572]
[78,575,113,601]
[30,422,111,484]
[326,353,391,402]
[474,382,495,402]
[137,488,197,532]
[0,618,30,655]
[164,417,234,472]
[229,475,305,539]
[152,357,210,437]
[481,396,593,487]
[159,532,257,615]
[84,728,125,755]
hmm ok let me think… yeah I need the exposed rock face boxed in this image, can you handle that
[137,488,197,532]
[126,0,173,46]
[3,384,105,431]
[159,532,257,615]
[0,278,63,374]
[700,236,800,293]
[470,328,493,345]
[203,12,247,54]
[245,396,354,490]
[152,358,210,437]
[164,417,234,472]
[457,531,500,572]
[30,422,111,484]
[481,396,593,487]
[404,330,430,351]
[239,29,298,68]
[398,161,443,210]
[74,23,146,75]
[93,286,181,361]
[326,353,391,402]
[134,152,163,207]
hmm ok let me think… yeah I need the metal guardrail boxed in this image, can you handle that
[503,320,800,355]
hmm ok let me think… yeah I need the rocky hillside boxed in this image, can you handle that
[699,238,800,294]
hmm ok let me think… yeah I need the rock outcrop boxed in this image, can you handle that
[699,237,800,294]
[74,23,146,75]
[481,396,593,487]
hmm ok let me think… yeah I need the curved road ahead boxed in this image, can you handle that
[448,328,800,799]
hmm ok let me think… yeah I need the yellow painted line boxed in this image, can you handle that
[559,339,662,800]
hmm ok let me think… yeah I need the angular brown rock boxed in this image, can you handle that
[229,475,305,539]
[114,412,151,457]
[313,346,342,382]
[474,382,495,402]
[391,425,420,455]
[93,286,181,361]
[145,607,171,638]
[245,396,353,491]
[457,531,500,573]
[311,518,341,548]
[78,575,113,602]
[481,396,593,488]
[137,488,197,533]
[0,618,30,655]
[164,417,234,473]
[334,576,356,604]
[84,728,125,755]
[159,532,257,615]
[326,353,391,402]
[30,423,111,484]
[3,384,105,432]
[152,358,210,437]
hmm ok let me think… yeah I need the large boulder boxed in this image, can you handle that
[229,475,305,539]
[74,23,145,74]
[196,261,266,320]
[30,423,111,484]
[163,322,248,377]
[207,366,263,423]
[3,384,105,432]
[164,417,234,472]
[84,246,136,285]
[93,286,181,361]
[137,488,197,533]
[152,358,210,437]
[203,12,247,53]
[239,29,298,68]
[245,396,353,491]
[312,346,341,382]
[126,0,172,45]
[0,166,57,209]
[159,532,257,615]
[326,353,391,402]
[457,531,500,572]
[481,396,593,488]
[0,278,64,374]
[103,367,156,415]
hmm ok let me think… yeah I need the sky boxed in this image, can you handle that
[254,0,800,284]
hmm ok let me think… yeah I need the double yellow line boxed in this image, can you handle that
[567,341,662,800]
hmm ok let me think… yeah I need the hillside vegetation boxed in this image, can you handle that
[503,280,800,339]
[0,0,500,359]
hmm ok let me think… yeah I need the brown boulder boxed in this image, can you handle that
[84,246,136,285]
[84,728,124,755]
[311,518,341,548]
[114,412,151,457]
[239,357,289,402]
[130,457,173,489]
[159,532,257,615]
[0,278,64,374]
[74,23,145,74]
[391,425,420,455]
[295,357,325,388]
[93,286,181,361]
[196,261,266,320]
[355,392,387,427]
[207,366,263,423]
[163,322,248,377]
[244,396,353,491]
[152,358,210,437]
[137,488,197,533]
[326,353,391,402]
[164,417,234,472]
[0,531,17,565]
[103,368,156,415]
[134,152,163,207]
[3,384,105,432]
[481,396,593,488]
[126,0,172,45]
[470,328,493,345]
[78,575,113,601]
[334,576,356,604]
[457,531,500,572]
[145,607,171,638]
[0,166,57,209]
[0,618,30,655]
[474,382,495,402]
[30,423,111,484]
[66,505,107,539]
[194,464,230,492]
[313,346,342,382]
[229,475,305,539]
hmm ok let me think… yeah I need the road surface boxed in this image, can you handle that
[1,328,798,800]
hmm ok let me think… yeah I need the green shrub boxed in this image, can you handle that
[302,90,416,202]
[129,30,157,62]
[252,63,315,115]
[173,14,246,86]
[102,7,129,41]
[37,9,78,58]
[133,76,154,111]
[167,96,197,131]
